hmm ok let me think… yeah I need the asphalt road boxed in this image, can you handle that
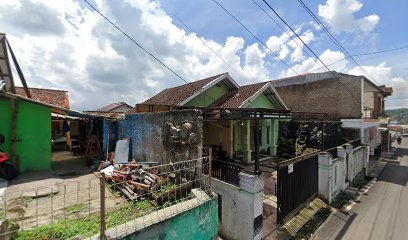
[340,140,408,240]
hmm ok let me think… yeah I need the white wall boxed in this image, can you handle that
[319,144,369,203]
[211,173,263,240]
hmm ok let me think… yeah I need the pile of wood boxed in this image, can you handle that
[104,164,193,206]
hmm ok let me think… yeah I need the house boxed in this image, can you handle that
[84,102,132,117]
[0,85,105,173]
[135,72,290,164]
[271,71,393,155]
[15,86,70,109]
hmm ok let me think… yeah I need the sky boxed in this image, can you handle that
[1,0,408,110]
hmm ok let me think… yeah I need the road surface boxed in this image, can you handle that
[339,140,408,240]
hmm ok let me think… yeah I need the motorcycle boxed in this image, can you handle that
[0,134,18,180]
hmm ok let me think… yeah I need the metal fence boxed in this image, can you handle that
[203,159,242,186]
[0,158,212,239]
[277,152,319,223]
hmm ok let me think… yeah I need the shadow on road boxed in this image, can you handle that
[334,212,358,240]
[377,146,408,186]
[378,163,408,186]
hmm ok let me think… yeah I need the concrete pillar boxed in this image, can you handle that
[345,144,354,182]
[243,120,252,163]
[239,172,264,240]
[363,144,370,176]
[337,147,347,190]
[318,152,333,203]
[270,119,278,157]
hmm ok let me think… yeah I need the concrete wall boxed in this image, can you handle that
[124,196,218,240]
[274,76,362,120]
[212,173,263,240]
[318,144,369,203]
[0,100,51,173]
[100,189,218,240]
[203,120,233,159]
[118,110,203,164]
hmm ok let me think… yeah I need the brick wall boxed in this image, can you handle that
[275,76,362,120]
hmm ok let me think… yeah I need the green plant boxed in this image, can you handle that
[292,208,331,240]
[352,176,368,190]
[160,181,177,192]
[66,203,85,214]
[331,193,350,209]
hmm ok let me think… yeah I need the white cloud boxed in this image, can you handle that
[0,0,277,110]
[318,0,380,36]
[243,43,268,81]
[265,28,315,63]
[348,62,408,109]
[281,49,347,77]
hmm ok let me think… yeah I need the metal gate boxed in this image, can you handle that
[277,153,319,223]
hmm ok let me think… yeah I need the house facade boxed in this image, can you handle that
[271,71,393,154]
[137,72,289,164]
[84,102,133,117]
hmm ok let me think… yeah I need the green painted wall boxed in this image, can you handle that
[247,93,276,109]
[185,81,230,107]
[0,99,51,173]
[124,197,219,240]
[232,93,281,158]
[0,100,12,159]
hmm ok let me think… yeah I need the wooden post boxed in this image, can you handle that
[99,173,106,239]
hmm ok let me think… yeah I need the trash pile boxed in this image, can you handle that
[101,162,193,206]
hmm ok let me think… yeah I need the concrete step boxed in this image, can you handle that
[282,198,329,237]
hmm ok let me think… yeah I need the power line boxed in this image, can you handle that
[310,45,408,72]
[82,0,189,84]
[249,0,314,60]
[162,7,245,80]
[210,0,299,76]
[258,0,360,99]
[296,0,380,85]
[261,0,330,71]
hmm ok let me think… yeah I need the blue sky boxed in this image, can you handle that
[0,0,407,110]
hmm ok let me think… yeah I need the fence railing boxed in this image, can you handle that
[203,159,242,186]
[0,158,213,239]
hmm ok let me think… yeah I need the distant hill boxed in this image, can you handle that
[386,108,408,124]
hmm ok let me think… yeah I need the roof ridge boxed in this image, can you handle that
[161,72,227,91]
[15,86,68,92]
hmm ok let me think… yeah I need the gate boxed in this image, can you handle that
[277,153,319,223]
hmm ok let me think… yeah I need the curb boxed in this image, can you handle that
[341,178,377,213]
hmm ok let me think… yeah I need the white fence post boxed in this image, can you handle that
[337,147,347,190]
[345,144,354,182]
[318,152,333,203]
[364,145,370,176]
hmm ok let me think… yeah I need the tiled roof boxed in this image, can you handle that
[96,102,131,112]
[15,87,69,109]
[142,73,226,106]
[214,82,268,108]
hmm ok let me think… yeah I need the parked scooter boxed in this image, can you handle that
[0,134,18,180]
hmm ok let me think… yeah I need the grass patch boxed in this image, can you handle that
[66,203,85,214]
[13,200,155,240]
[292,208,332,239]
